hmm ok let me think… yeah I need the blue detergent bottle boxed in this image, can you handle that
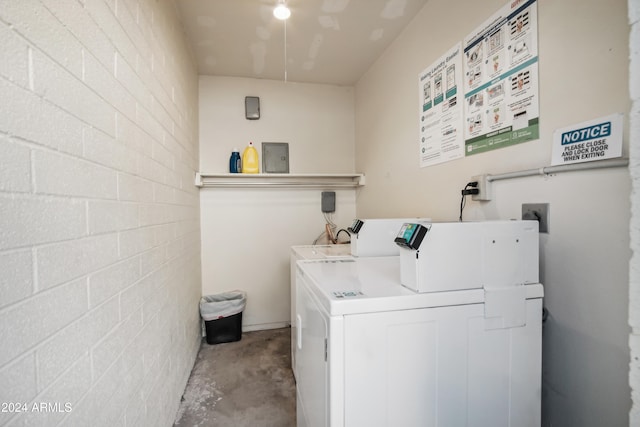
[229,148,241,173]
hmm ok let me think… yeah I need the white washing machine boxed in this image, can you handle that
[291,218,430,376]
[295,221,543,427]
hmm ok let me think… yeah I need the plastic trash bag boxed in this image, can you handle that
[199,290,247,321]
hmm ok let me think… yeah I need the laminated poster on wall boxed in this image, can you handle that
[550,113,623,166]
[418,42,464,168]
[463,0,540,156]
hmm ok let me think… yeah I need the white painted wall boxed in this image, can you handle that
[199,76,355,173]
[199,76,356,330]
[628,0,640,423]
[0,0,201,425]
[355,0,631,425]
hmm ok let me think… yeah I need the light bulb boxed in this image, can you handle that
[273,3,291,20]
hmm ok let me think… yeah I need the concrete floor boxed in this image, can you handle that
[174,327,296,427]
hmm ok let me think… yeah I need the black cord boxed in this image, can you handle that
[459,182,479,222]
[335,229,350,243]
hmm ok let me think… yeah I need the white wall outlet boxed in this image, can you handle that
[471,174,492,201]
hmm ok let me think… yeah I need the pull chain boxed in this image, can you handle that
[284,19,288,82]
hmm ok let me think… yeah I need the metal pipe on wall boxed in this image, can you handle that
[487,158,629,183]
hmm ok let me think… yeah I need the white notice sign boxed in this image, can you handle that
[551,113,623,166]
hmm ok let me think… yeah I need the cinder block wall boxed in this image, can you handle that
[630,0,640,422]
[0,0,201,426]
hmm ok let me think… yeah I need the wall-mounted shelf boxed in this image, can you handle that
[195,173,365,189]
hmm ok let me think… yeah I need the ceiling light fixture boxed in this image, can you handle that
[273,1,291,20]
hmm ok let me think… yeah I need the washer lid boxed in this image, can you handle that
[291,245,352,260]
[297,257,542,316]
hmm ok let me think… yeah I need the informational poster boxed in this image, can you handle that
[551,113,623,166]
[418,43,464,167]
[463,0,539,156]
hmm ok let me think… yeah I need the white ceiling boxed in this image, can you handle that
[174,0,429,86]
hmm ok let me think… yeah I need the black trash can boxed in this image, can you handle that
[200,291,246,345]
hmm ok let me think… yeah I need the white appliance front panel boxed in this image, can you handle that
[296,279,329,427]
[342,299,542,427]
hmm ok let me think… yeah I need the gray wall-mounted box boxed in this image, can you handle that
[262,142,289,173]
[245,96,260,120]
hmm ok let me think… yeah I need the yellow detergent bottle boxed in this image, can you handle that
[242,141,259,174]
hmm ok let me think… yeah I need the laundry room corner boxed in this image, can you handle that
[198,76,357,330]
